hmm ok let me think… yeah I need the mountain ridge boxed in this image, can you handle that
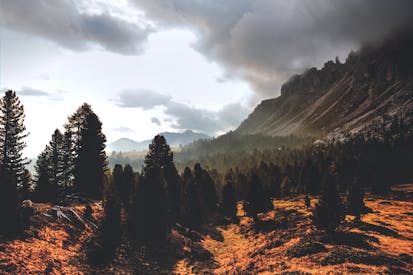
[236,30,413,137]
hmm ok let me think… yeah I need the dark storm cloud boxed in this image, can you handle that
[115,90,248,134]
[151,117,161,126]
[133,0,413,97]
[0,0,152,54]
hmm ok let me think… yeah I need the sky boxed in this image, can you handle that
[0,0,412,157]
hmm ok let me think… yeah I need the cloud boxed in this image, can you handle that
[0,0,152,54]
[133,0,413,97]
[4,87,65,102]
[115,89,249,134]
[18,87,50,97]
[151,117,161,126]
[115,89,171,109]
[112,126,135,133]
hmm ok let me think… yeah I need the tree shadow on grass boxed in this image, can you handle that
[318,230,379,250]
[352,221,403,239]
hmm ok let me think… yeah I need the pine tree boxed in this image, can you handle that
[135,135,174,243]
[121,164,134,207]
[63,103,94,187]
[48,129,65,193]
[0,168,19,235]
[21,169,33,200]
[90,173,121,264]
[194,163,217,221]
[75,112,107,198]
[221,182,237,221]
[180,167,202,227]
[34,147,57,202]
[345,179,365,221]
[61,131,74,188]
[0,90,29,185]
[311,182,344,232]
[142,135,181,226]
[246,173,272,221]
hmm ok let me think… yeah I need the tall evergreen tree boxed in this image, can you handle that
[345,179,365,221]
[143,135,180,226]
[246,173,272,221]
[121,164,134,207]
[135,135,175,243]
[0,169,18,235]
[75,112,107,198]
[194,163,217,221]
[221,182,237,221]
[180,167,202,227]
[21,169,33,200]
[48,129,65,189]
[0,90,28,235]
[89,173,121,264]
[63,103,94,187]
[0,90,29,185]
[33,147,57,202]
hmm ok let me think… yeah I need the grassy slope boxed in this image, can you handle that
[0,184,412,274]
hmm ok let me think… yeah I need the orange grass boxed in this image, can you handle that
[175,184,413,274]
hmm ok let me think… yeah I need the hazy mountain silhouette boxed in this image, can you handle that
[107,130,210,152]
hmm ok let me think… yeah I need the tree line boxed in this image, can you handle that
[1,89,412,264]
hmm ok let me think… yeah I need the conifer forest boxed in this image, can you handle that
[0,1,413,274]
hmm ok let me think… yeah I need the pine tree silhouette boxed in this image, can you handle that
[34,148,57,202]
[221,181,237,221]
[311,180,344,232]
[135,135,175,243]
[64,103,94,187]
[246,173,272,221]
[0,169,19,235]
[0,90,29,185]
[345,179,365,221]
[180,167,202,227]
[75,112,107,198]
[89,173,121,264]
[21,169,33,200]
[194,163,217,222]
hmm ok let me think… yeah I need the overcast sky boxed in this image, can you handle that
[0,0,412,157]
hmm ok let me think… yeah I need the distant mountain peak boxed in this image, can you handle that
[107,130,210,152]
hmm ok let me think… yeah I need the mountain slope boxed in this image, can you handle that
[107,130,210,152]
[236,31,413,137]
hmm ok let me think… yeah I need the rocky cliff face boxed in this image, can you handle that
[236,31,413,137]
